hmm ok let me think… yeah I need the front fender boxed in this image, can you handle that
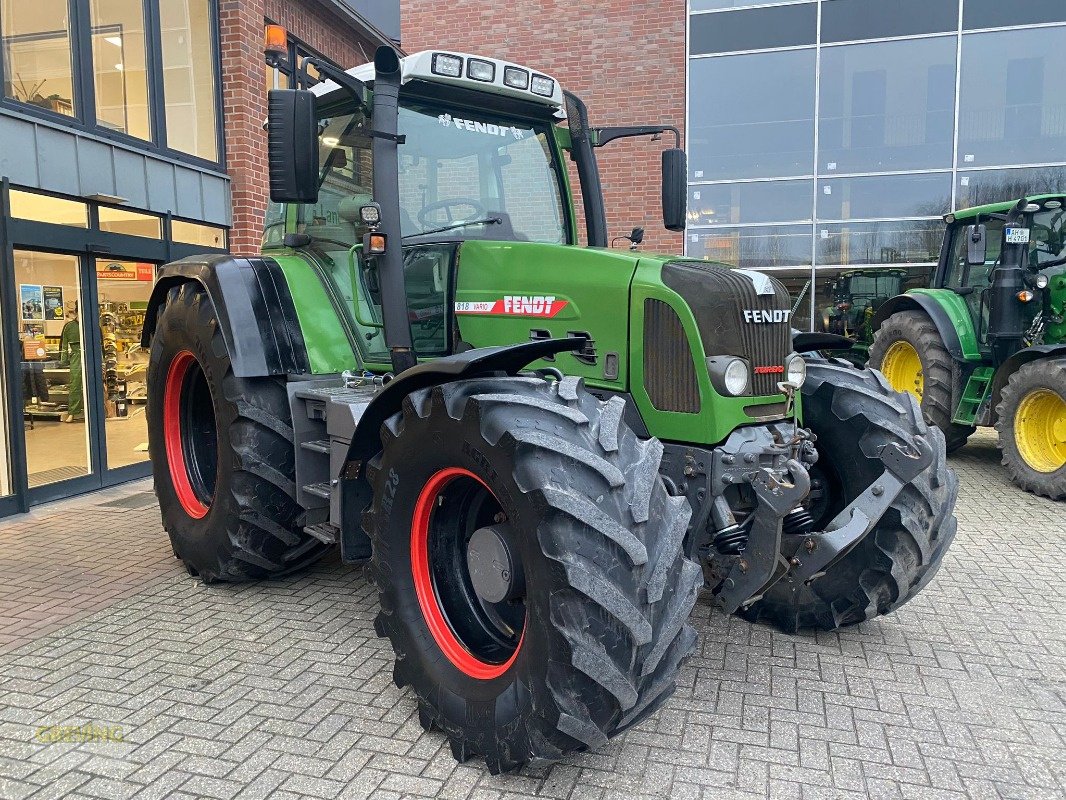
[338,337,587,560]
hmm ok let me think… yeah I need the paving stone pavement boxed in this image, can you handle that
[0,429,1063,800]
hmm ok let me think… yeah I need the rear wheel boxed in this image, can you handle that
[870,310,974,452]
[995,359,1066,500]
[739,360,959,633]
[147,283,332,582]
[366,376,701,772]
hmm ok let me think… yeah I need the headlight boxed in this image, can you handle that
[503,66,529,89]
[431,53,463,78]
[707,356,750,396]
[467,58,495,82]
[530,74,555,97]
[1034,273,1049,289]
[785,353,807,388]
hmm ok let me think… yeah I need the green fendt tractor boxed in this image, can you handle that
[141,39,958,771]
[870,195,1066,499]
[820,268,908,364]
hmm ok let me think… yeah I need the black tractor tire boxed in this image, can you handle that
[738,360,959,633]
[869,310,975,452]
[146,282,332,582]
[995,358,1066,500]
[366,375,702,772]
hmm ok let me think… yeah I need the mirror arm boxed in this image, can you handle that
[300,56,370,113]
[593,125,682,149]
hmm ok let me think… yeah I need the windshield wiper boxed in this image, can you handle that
[403,216,501,240]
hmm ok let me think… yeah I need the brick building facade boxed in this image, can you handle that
[400,1,687,254]
[220,0,393,254]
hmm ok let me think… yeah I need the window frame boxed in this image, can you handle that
[0,0,225,169]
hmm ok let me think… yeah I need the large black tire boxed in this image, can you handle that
[366,375,701,772]
[146,283,333,582]
[739,360,959,633]
[869,310,975,452]
[995,358,1066,500]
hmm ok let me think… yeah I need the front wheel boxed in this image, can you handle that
[739,360,959,633]
[995,359,1066,500]
[366,376,701,772]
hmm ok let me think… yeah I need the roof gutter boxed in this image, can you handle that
[314,0,405,52]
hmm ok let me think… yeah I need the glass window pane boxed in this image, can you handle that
[817,220,943,265]
[817,173,952,220]
[89,0,151,140]
[958,27,1066,168]
[98,206,162,238]
[689,50,816,180]
[1,0,75,116]
[96,260,152,469]
[692,0,808,10]
[688,224,813,268]
[821,0,959,44]
[689,3,816,55]
[818,37,956,174]
[814,265,930,336]
[160,0,218,160]
[956,166,1066,209]
[15,250,90,487]
[9,190,88,227]
[689,180,813,225]
[964,0,1066,30]
[171,219,227,248]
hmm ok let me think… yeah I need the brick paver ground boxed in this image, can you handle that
[0,429,1063,800]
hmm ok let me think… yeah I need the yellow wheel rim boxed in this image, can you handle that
[880,340,924,401]
[1014,388,1066,473]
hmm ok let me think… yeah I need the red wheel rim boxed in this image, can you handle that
[163,351,210,519]
[411,467,524,679]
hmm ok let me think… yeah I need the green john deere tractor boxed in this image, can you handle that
[870,195,1066,500]
[820,268,908,364]
[142,40,958,771]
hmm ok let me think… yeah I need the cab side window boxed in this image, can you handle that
[946,219,1004,290]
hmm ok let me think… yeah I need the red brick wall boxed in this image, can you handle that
[219,0,380,254]
[400,0,687,254]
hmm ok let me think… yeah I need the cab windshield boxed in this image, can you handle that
[291,98,569,248]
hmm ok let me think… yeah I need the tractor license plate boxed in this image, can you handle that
[1005,227,1031,244]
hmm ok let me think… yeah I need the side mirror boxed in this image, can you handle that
[966,223,987,266]
[661,148,687,232]
[267,88,320,203]
[628,226,645,245]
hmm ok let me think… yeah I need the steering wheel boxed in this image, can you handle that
[417,197,486,228]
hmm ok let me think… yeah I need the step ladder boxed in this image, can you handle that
[953,366,994,426]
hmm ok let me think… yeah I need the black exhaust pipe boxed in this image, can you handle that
[371,46,417,374]
[989,198,1028,367]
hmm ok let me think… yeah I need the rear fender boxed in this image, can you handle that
[871,290,981,362]
[338,338,586,561]
[141,255,310,377]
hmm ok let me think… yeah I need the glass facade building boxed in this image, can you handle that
[685,0,1066,330]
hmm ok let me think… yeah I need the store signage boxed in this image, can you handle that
[97,262,155,281]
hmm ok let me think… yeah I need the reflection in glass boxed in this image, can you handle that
[956,166,1066,210]
[1,0,76,116]
[688,224,812,268]
[963,0,1066,30]
[689,180,812,226]
[98,206,162,238]
[96,260,152,469]
[817,173,952,221]
[814,265,931,337]
[958,28,1066,168]
[819,37,956,174]
[758,267,815,332]
[89,0,151,140]
[689,50,816,181]
[8,190,88,227]
[820,0,958,43]
[15,250,90,487]
[691,0,807,10]
[817,220,943,266]
[689,3,816,56]
[160,0,218,160]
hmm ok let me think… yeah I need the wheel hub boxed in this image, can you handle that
[466,524,524,604]
[880,340,924,400]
